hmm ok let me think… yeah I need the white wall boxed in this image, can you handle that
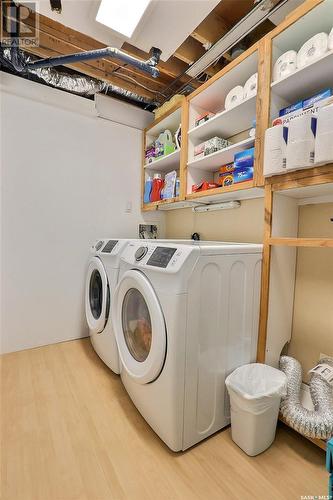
[0,73,163,353]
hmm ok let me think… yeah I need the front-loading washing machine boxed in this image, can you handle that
[112,241,263,451]
[85,238,197,373]
[85,238,134,374]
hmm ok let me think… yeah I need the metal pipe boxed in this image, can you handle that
[27,46,160,78]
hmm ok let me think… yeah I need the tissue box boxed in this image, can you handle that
[204,137,231,156]
[194,142,205,157]
[234,147,255,169]
[194,137,231,158]
[195,112,215,127]
[315,103,333,164]
[264,125,288,176]
[286,115,317,170]
[218,167,254,186]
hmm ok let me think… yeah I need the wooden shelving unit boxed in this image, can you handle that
[141,97,188,211]
[256,0,333,452]
[185,42,266,204]
[140,0,333,451]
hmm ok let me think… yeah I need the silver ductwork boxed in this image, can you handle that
[1,47,154,104]
[280,356,333,440]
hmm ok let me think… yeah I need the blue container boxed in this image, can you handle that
[144,177,153,204]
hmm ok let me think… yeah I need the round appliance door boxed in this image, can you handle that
[113,270,166,384]
[85,257,109,334]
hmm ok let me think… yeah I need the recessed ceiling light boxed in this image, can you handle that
[96,0,151,38]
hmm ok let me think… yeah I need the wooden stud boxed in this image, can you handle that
[269,237,333,248]
[179,99,189,201]
[257,184,273,363]
[254,37,272,187]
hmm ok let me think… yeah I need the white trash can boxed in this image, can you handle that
[225,363,287,456]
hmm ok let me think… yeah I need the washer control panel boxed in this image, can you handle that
[102,240,119,253]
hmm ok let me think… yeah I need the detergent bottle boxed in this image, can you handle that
[150,174,164,202]
[155,130,176,158]
[143,176,153,204]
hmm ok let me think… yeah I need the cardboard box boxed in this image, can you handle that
[217,167,254,186]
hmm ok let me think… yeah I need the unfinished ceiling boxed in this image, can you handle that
[1,0,302,106]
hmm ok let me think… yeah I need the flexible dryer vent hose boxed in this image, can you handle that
[279,356,333,440]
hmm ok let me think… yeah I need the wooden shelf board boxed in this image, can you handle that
[267,165,333,189]
[269,237,333,248]
[187,138,255,172]
[188,95,256,142]
[271,50,333,103]
[279,416,326,451]
[144,149,180,172]
[186,181,264,203]
[142,197,181,211]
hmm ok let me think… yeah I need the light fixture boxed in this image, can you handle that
[96,0,151,38]
[186,0,294,78]
[192,201,241,213]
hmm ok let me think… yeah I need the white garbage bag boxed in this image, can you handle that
[225,363,287,456]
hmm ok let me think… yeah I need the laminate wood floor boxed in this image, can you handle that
[1,338,327,500]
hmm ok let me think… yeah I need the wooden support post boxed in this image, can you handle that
[257,184,273,363]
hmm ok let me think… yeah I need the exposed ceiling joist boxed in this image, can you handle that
[173,37,206,65]
[191,13,230,46]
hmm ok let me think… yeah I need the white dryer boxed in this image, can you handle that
[85,239,133,374]
[112,241,263,451]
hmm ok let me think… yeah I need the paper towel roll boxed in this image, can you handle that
[297,33,328,69]
[329,28,333,50]
[244,73,258,99]
[286,115,317,170]
[272,50,297,82]
[225,86,244,110]
[264,125,288,176]
[315,103,333,164]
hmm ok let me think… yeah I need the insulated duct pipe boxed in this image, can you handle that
[27,46,161,78]
[1,47,156,104]
[280,356,333,440]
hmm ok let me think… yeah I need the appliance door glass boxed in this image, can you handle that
[113,269,166,384]
[85,257,109,334]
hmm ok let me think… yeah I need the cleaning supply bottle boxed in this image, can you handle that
[143,176,153,204]
[150,173,164,202]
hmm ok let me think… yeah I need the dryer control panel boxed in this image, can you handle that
[121,243,196,273]
[146,247,177,268]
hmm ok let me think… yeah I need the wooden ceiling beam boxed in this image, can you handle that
[191,13,230,46]
[173,37,206,65]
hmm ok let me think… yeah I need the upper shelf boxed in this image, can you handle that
[271,50,333,103]
[188,138,255,171]
[144,149,181,172]
[186,181,264,203]
[188,95,256,142]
